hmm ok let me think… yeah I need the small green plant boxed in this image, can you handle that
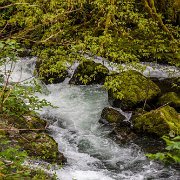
[0,136,29,179]
[147,135,180,164]
[0,135,55,179]
[0,39,52,117]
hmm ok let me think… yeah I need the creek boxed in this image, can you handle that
[6,57,180,180]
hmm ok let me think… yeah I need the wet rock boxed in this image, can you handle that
[108,70,161,110]
[132,105,180,137]
[18,49,31,57]
[157,92,180,112]
[99,107,136,143]
[35,59,68,84]
[109,126,137,144]
[133,136,165,154]
[69,60,109,85]
[99,107,126,124]
[17,132,66,164]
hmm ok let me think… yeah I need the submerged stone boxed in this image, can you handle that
[69,60,109,85]
[157,92,180,112]
[109,126,137,144]
[133,105,180,137]
[107,70,161,110]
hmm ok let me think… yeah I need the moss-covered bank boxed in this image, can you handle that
[0,113,66,165]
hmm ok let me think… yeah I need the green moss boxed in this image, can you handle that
[35,59,68,84]
[0,114,46,131]
[133,105,180,136]
[158,92,180,111]
[17,132,66,164]
[106,70,161,110]
[69,60,109,85]
[101,107,126,123]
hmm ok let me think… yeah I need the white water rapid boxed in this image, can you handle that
[4,57,180,180]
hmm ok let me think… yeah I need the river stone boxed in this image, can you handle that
[108,70,161,110]
[99,107,136,143]
[157,92,180,112]
[17,132,66,164]
[35,59,68,84]
[132,105,180,137]
[69,60,109,85]
[99,107,126,124]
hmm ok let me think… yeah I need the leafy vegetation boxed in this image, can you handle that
[0,39,52,116]
[0,33,55,179]
[0,135,56,179]
[0,1,180,84]
[147,135,180,164]
[0,0,180,176]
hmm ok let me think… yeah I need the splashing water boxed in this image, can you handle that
[6,57,180,180]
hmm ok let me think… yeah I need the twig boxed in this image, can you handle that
[156,102,170,110]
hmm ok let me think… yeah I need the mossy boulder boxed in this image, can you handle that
[35,59,68,84]
[132,105,180,137]
[158,92,180,111]
[107,70,161,110]
[17,132,66,164]
[69,60,109,85]
[99,107,126,124]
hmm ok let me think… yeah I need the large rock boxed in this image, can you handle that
[17,132,66,164]
[132,105,180,137]
[157,92,180,112]
[69,60,109,85]
[35,60,68,84]
[107,70,161,110]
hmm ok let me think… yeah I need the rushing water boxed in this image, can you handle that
[4,58,180,180]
